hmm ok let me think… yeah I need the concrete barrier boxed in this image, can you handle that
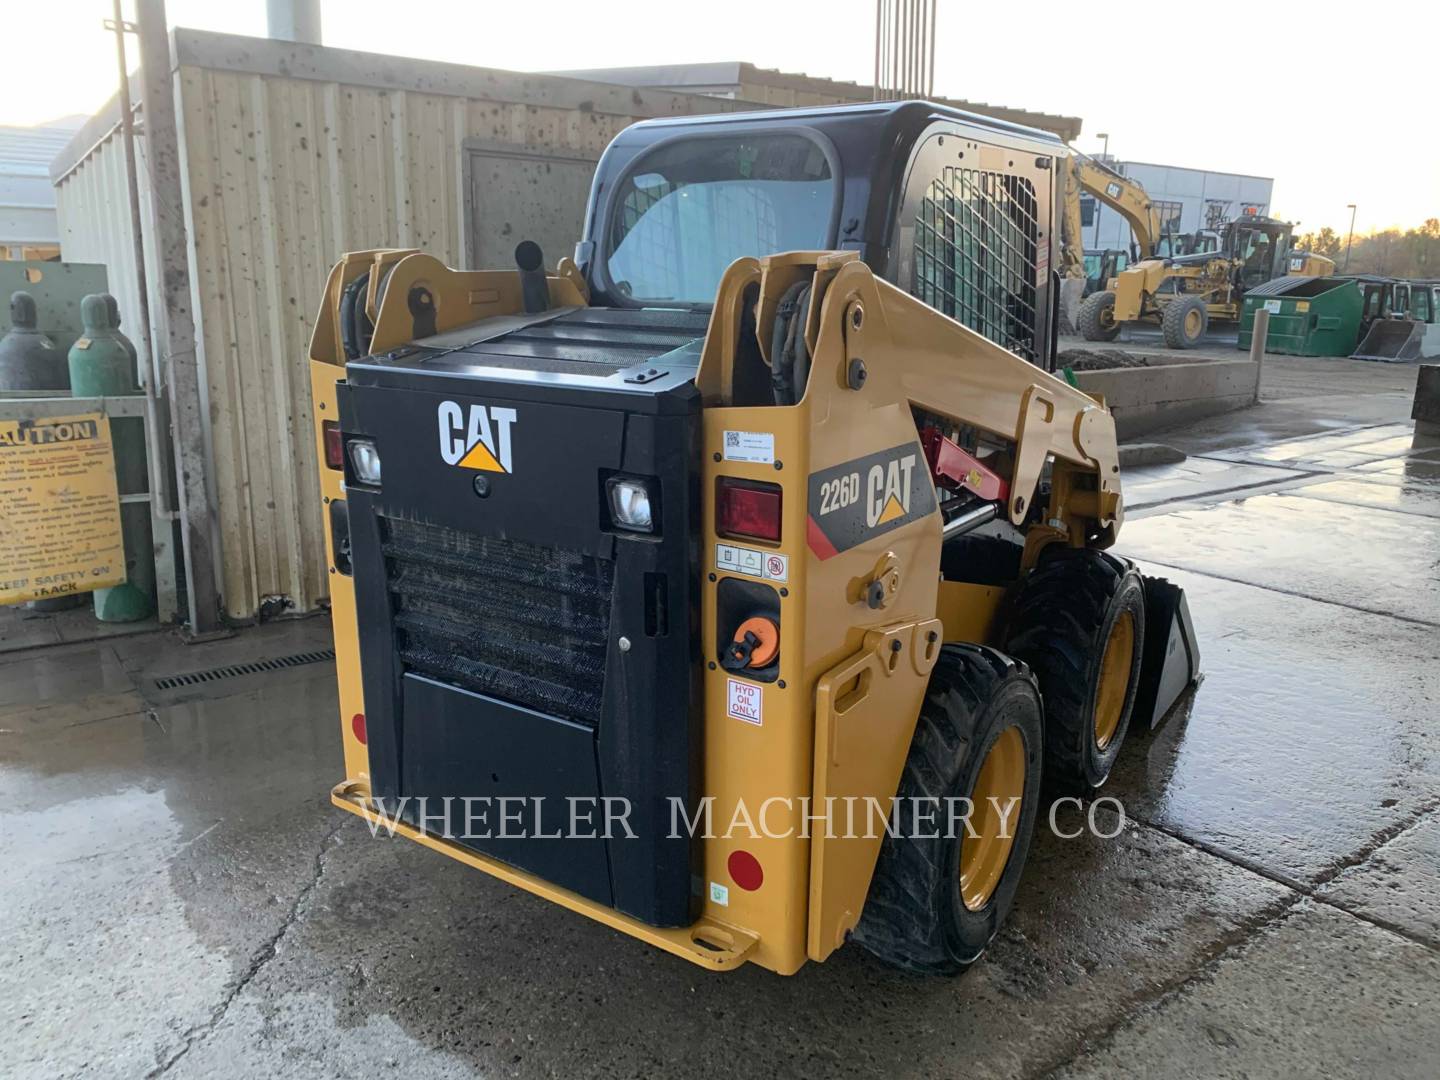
[1075,357,1261,440]
[1415,365,1440,437]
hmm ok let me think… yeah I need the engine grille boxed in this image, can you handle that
[382,518,614,727]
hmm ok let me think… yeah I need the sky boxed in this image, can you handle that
[7,0,1436,235]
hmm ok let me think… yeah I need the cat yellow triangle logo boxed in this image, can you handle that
[876,493,906,524]
[437,401,518,473]
[458,439,506,472]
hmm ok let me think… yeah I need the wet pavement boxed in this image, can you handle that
[4,356,1439,1078]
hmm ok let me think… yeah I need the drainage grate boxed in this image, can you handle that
[151,649,336,690]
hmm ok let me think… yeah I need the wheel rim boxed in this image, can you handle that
[1099,305,1115,329]
[960,726,1026,912]
[1094,610,1136,750]
[1184,308,1202,337]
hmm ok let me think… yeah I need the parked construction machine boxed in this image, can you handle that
[310,101,1199,977]
[1352,279,1440,362]
[1080,212,1336,348]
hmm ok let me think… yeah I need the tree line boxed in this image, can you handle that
[1297,219,1440,279]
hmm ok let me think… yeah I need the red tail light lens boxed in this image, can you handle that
[716,478,782,543]
[323,421,343,469]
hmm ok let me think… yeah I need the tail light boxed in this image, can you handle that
[322,421,343,469]
[716,478,782,543]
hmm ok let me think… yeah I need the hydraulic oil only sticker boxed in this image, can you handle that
[722,430,774,464]
[727,678,763,726]
[807,442,936,559]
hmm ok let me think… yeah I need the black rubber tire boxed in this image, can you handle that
[1162,295,1208,349]
[1004,547,1146,793]
[853,645,1044,975]
[1078,290,1122,342]
[940,533,1024,586]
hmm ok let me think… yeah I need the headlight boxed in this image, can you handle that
[606,476,654,532]
[348,438,382,485]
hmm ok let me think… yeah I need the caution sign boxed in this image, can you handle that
[0,413,126,605]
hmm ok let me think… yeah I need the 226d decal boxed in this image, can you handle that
[806,442,937,559]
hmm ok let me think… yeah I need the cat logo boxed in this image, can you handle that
[437,401,518,473]
[867,453,917,527]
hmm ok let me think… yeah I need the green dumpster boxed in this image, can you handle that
[1238,276,1364,356]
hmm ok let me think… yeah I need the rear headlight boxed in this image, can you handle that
[606,476,656,532]
[348,438,382,485]
[322,421,343,469]
[716,478,782,543]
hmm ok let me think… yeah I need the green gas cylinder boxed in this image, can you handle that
[0,291,70,393]
[69,294,154,623]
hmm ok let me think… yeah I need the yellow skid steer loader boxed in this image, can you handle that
[310,102,1200,976]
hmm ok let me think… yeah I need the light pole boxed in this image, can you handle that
[1344,204,1357,272]
[1092,133,1110,250]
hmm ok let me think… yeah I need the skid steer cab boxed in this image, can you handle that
[309,101,1199,976]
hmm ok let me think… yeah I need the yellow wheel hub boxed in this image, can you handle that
[1184,308,1202,336]
[960,726,1026,912]
[1094,611,1135,750]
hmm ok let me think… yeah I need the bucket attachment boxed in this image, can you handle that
[1132,575,1200,732]
[1352,319,1439,363]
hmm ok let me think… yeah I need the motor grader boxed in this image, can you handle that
[310,101,1198,976]
[1079,213,1336,348]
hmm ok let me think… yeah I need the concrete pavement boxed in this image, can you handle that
[3,355,1438,1078]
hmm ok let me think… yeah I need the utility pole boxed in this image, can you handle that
[1344,203,1357,272]
[1092,133,1110,250]
[135,0,225,636]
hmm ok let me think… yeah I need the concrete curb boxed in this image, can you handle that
[1118,442,1188,467]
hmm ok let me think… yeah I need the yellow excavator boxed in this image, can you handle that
[310,102,1200,976]
[1063,157,1334,348]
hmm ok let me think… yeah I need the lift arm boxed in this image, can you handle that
[1065,154,1165,267]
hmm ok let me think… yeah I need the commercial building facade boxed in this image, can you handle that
[1082,159,1273,252]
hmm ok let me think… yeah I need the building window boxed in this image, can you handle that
[1153,200,1183,233]
[1205,199,1230,230]
[1080,196,1096,228]
[913,166,1041,363]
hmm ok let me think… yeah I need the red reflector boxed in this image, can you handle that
[323,421,343,469]
[351,712,367,744]
[716,478,782,543]
[728,849,764,891]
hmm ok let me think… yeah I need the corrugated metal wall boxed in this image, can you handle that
[56,32,741,621]
[175,69,690,619]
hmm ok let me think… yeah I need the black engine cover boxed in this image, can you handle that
[336,308,705,927]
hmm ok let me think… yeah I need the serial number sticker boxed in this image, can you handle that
[727,678,763,726]
[715,543,788,582]
[709,881,730,906]
[722,430,775,464]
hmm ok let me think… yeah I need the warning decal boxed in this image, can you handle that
[0,413,126,606]
[806,442,937,559]
[726,678,763,726]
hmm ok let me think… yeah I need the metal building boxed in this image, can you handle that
[1,118,84,260]
[550,61,1083,142]
[1082,158,1274,252]
[51,29,747,623]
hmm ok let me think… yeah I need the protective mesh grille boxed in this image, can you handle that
[913,168,1041,362]
[383,518,614,727]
